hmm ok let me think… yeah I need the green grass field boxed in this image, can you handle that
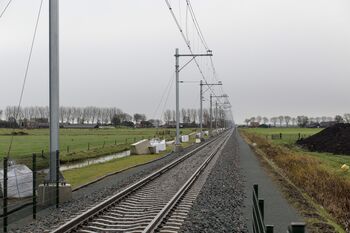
[241,127,350,179]
[64,153,166,188]
[63,132,198,188]
[0,127,197,169]
[243,127,323,144]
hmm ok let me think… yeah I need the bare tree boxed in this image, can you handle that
[297,116,309,127]
[321,116,327,122]
[284,116,291,127]
[270,117,278,127]
[278,116,284,127]
[171,110,176,122]
[181,108,187,123]
[262,117,269,125]
[291,117,297,126]
[315,117,321,123]
[256,116,262,124]
[191,109,197,123]
[344,113,350,123]
[163,110,172,125]
[203,109,210,127]
[244,119,250,126]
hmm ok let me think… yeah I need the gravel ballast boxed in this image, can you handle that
[180,132,248,233]
[7,142,205,233]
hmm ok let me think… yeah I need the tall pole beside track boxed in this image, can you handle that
[175,48,180,148]
[199,80,203,136]
[49,0,59,183]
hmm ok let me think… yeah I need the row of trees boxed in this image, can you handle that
[163,108,226,126]
[0,106,227,128]
[0,106,149,125]
[244,114,350,127]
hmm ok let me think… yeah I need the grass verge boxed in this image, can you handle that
[62,138,199,189]
[240,129,349,233]
[63,153,166,188]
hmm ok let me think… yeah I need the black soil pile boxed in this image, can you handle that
[297,123,350,155]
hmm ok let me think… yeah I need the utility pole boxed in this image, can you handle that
[199,81,222,138]
[49,0,59,183]
[210,94,213,136]
[174,48,212,151]
[37,0,71,206]
[199,80,203,135]
[175,48,180,148]
[215,101,218,130]
[210,94,228,136]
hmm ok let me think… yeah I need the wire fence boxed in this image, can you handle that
[6,131,180,171]
[1,153,61,232]
[265,133,313,143]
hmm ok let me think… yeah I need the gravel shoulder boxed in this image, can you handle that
[180,129,303,233]
[180,131,248,233]
[237,130,303,232]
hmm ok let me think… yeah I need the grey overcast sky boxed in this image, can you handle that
[1,0,350,124]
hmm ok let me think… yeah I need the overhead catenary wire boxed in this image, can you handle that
[0,0,13,19]
[185,0,228,99]
[164,0,215,94]
[152,73,175,120]
[165,0,229,105]
[7,0,44,157]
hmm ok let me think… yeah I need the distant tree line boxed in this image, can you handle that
[244,114,350,128]
[0,106,228,129]
[0,106,159,128]
[163,107,226,128]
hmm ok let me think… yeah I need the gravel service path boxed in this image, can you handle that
[7,142,205,233]
[237,131,303,232]
[180,131,248,233]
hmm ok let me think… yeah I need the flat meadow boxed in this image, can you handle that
[0,127,196,169]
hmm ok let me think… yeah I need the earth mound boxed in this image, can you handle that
[296,123,350,155]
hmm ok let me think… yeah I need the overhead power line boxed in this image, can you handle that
[164,0,218,98]
[7,0,44,157]
[0,0,13,19]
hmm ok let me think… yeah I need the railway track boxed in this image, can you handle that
[52,130,232,233]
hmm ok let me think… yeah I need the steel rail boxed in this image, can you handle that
[143,130,231,233]
[51,131,229,233]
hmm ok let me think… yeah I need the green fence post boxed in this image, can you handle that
[3,157,8,233]
[259,199,264,221]
[266,225,274,233]
[253,184,258,198]
[88,142,90,150]
[115,139,117,145]
[32,153,37,219]
[279,133,282,139]
[288,222,306,233]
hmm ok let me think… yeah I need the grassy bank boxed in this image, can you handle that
[63,153,166,188]
[240,128,350,232]
[63,135,198,188]
[0,127,197,169]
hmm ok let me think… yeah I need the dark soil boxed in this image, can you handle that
[297,124,350,155]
